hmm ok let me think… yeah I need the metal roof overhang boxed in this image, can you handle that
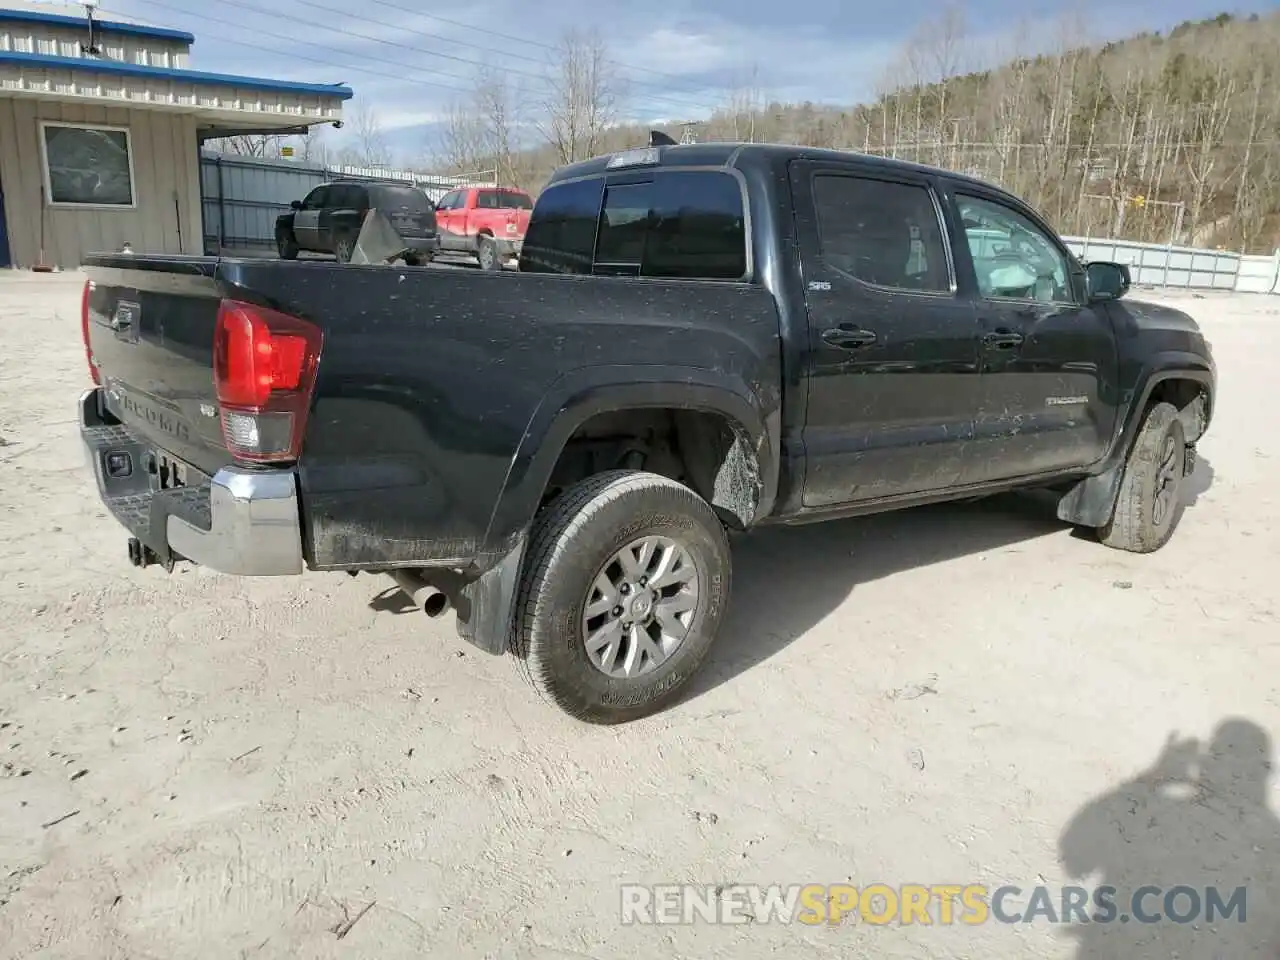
[0,50,352,138]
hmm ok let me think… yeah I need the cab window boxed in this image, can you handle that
[956,194,1074,304]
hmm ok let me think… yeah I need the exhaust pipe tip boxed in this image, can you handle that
[422,591,451,618]
[389,570,453,618]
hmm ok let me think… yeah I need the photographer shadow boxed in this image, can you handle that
[1058,718,1279,958]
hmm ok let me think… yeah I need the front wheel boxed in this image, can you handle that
[1098,401,1187,553]
[512,471,732,724]
[276,231,299,260]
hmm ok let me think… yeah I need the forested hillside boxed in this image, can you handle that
[443,11,1280,253]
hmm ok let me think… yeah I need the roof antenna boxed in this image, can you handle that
[648,130,678,147]
[81,0,101,57]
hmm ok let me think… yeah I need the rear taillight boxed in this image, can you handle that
[81,280,100,385]
[213,299,323,463]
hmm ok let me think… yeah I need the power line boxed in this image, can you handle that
[362,0,731,100]
[151,0,723,117]
[121,0,477,96]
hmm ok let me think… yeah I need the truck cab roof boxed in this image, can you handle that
[547,141,1020,205]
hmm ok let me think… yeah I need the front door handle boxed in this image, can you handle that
[983,329,1024,349]
[822,326,878,349]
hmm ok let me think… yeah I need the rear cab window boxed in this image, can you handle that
[477,189,534,210]
[521,169,748,280]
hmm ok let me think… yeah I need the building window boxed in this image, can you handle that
[40,122,136,208]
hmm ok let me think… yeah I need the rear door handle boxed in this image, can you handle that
[983,330,1024,349]
[822,326,878,349]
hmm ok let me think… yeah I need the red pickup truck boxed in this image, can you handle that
[433,186,534,270]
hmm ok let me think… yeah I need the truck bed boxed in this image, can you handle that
[81,255,783,573]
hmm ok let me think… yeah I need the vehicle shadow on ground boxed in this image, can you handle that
[1057,717,1278,958]
[368,586,419,614]
[689,456,1217,699]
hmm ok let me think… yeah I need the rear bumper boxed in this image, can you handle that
[494,236,523,258]
[79,388,304,576]
[403,235,440,254]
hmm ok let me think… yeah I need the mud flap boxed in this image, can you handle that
[1056,462,1125,529]
[453,534,527,655]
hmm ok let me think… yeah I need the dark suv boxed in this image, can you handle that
[275,181,439,265]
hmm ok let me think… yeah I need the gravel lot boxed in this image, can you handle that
[1,273,1277,959]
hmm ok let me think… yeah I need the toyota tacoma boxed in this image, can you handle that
[78,142,1215,724]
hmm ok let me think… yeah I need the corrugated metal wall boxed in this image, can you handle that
[0,97,202,268]
[201,151,496,253]
[0,13,190,68]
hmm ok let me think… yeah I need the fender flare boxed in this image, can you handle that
[1057,355,1214,528]
[482,364,780,555]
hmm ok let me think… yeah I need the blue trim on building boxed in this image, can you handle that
[0,8,195,44]
[0,50,354,100]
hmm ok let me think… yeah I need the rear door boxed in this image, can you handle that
[322,184,365,251]
[945,184,1119,481]
[292,185,329,250]
[789,159,984,508]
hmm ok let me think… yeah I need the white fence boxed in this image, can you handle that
[1062,236,1280,295]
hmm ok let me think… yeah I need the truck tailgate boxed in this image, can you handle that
[83,258,233,478]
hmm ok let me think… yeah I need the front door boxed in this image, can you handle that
[947,187,1120,482]
[435,191,463,251]
[790,160,984,509]
[292,185,329,250]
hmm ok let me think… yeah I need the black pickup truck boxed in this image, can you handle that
[78,142,1215,723]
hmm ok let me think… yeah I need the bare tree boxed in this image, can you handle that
[339,102,391,168]
[538,28,618,164]
[298,125,330,165]
[725,62,763,142]
[213,134,281,158]
[435,98,486,173]
[474,65,521,185]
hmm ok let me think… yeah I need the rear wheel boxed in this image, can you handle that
[1099,401,1186,553]
[334,234,355,264]
[512,471,731,724]
[477,235,499,271]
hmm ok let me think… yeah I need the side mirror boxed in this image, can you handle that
[290,200,303,211]
[1086,261,1131,301]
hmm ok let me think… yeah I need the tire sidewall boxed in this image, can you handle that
[335,235,354,263]
[1137,409,1186,541]
[478,238,497,270]
[526,482,730,719]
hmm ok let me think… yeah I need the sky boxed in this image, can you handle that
[90,0,1277,165]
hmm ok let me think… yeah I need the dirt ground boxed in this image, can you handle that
[1,273,1277,959]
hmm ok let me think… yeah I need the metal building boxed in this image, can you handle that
[0,1,352,269]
